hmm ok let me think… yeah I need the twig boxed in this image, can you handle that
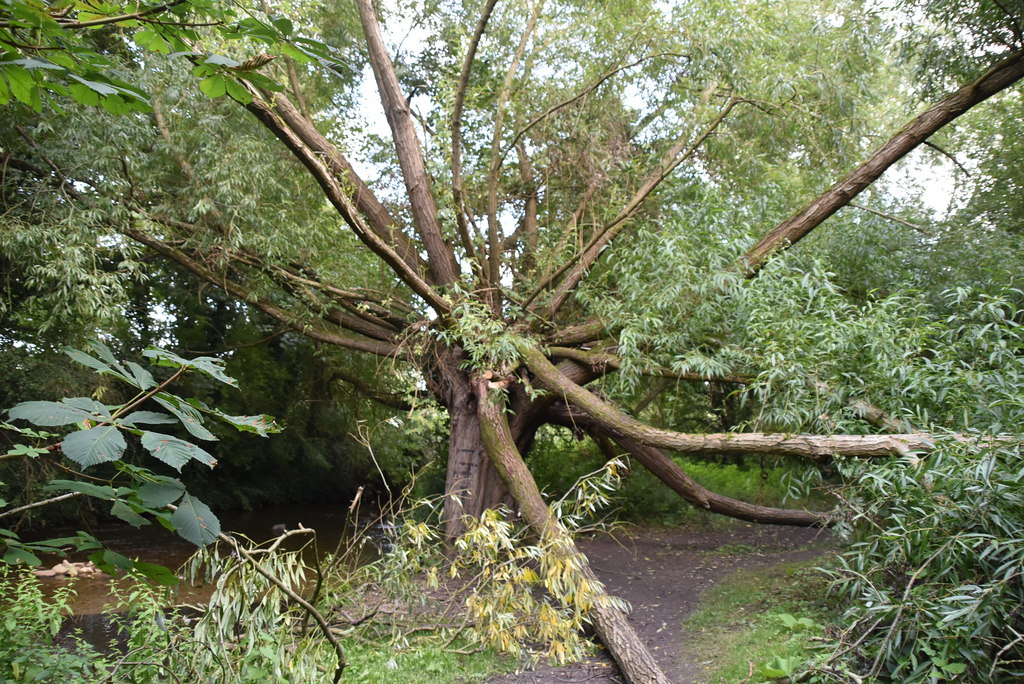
[0,492,82,520]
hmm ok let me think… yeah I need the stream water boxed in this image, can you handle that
[27,503,377,651]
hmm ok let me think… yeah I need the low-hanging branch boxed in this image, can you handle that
[547,404,827,527]
[517,340,938,460]
[123,227,401,358]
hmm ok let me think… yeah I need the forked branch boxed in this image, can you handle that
[537,97,741,316]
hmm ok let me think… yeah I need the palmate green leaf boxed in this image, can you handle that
[111,499,148,527]
[171,493,220,547]
[61,425,127,467]
[141,431,217,470]
[8,400,93,426]
[143,347,238,387]
[43,479,120,500]
[120,410,177,426]
[153,394,217,441]
[61,396,113,419]
[138,480,186,508]
[63,344,145,388]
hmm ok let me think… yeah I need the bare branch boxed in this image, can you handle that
[124,227,401,358]
[450,0,499,266]
[505,52,689,157]
[355,0,459,285]
[743,49,1024,274]
[517,340,939,460]
[848,202,932,236]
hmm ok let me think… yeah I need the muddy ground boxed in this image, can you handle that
[487,523,833,684]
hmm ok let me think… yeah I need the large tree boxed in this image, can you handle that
[3,0,1024,679]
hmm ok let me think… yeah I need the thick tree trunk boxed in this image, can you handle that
[476,378,672,684]
[434,348,512,540]
[443,402,512,539]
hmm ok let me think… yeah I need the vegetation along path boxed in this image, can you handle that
[489,523,831,683]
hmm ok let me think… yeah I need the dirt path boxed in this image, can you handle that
[487,522,833,684]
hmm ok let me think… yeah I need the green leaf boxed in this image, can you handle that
[44,479,118,499]
[63,346,112,373]
[131,561,178,585]
[270,16,293,36]
[171,494,220,546]
[61,425,127,467]
[152,395,217,441]
[8,401,93,426]
[101,93,129,115]
[141,431,217,470]
[204,54,241,67]
[125,362,156,389]
[280,42,312,64]
[144,348,238,387]
[199,75,226,98]
[4,64,36,105]
[224,77,252,104]
[90,549,132,575]
[67,73,119,96]
[4,443,48,458]
[120,410,176,426]
[3,546,41,566]
[138,480,185,508]
[111,500,148,527]
[210,411,281,437]
[61,397,111,418]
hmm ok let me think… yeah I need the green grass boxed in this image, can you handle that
[682,559,834,683]
[341,639,513,683]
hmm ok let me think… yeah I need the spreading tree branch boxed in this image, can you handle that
[539,97,741,316]
[241,89,450,314]
[123,227,401,357]
[517,340,937,459]
[548,405,827,526]
[450,0,499,267]
[743,49,1024,274]
[355,0,459,285]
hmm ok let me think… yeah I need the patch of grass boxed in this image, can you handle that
[683,559,834,683]
[341,639,512,683]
